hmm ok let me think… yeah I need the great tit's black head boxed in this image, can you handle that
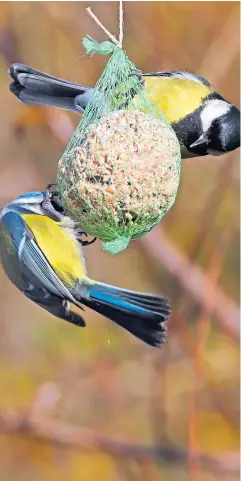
[190,99,240,156]
[211,105,240,153]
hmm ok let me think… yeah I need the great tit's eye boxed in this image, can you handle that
[211,117,223,132]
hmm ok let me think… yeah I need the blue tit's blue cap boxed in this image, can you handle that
[12,191,45,205]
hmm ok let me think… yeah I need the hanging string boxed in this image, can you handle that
[118,0,124,47]
[86,1,124,47]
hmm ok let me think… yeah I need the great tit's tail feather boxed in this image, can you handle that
[79,282,171,347]
[9,63,93,112]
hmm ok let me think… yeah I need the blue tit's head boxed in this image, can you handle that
[11,191,45,206]
[1,191,46,219]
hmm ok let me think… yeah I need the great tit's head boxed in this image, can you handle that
[211,105,240,153]
[190,99,240,156]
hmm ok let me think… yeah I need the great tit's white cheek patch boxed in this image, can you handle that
[201,100,231,133]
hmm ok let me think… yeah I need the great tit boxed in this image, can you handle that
[0,188,171,347]
[9,63,240,158]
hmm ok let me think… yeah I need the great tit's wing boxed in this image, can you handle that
[24,286,86,327]
[9,63,93,112]
[143,71,212,87]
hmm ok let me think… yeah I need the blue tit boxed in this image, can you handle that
[9,63,240,158]
[0,189,171,347]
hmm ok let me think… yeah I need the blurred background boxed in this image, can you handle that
[0,2,239,480]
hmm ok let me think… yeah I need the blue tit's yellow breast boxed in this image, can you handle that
[142,76,213,124]
[22,214,86,285]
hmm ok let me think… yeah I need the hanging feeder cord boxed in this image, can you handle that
[86,0,124,48]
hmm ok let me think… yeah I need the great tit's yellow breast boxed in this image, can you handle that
[143,76,213,124]
[22,214,86,285]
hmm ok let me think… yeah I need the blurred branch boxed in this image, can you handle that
[187,244,227,480]
[0,4,21,64]
[199,7,240,85]
[0,410,239,475]
[139,229,239,340]
[187,157,237,263]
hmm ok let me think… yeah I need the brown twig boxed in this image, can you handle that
[0,410,239,475]
[187,245,227,480]
[139,228,239,340]
[199,7,240,85]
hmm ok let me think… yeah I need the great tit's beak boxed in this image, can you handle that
[190,134,209,149]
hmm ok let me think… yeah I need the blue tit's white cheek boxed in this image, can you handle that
[200,99,231,133]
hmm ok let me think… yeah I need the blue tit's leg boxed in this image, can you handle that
[41,198,65,222]
[41,184,66,222]
[45,183,65,214]
[45,182,57,194]
[24,287,86,327]
[44,184,96,246]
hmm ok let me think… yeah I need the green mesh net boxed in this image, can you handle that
[57,37,181,254]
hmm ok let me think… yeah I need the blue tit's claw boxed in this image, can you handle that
[45,183,57,196]
[76,231,97,247]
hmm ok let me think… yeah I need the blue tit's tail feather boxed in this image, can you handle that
[9,63,93,112]
[79,282,171,347]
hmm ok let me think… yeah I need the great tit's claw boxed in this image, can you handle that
[129,68,143,83]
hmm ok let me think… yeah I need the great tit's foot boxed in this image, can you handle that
[129,68,144,85]
[74,96,85,113]
[76,231,97,247]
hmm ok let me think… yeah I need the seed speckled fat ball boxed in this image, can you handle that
[57,109,181,254]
